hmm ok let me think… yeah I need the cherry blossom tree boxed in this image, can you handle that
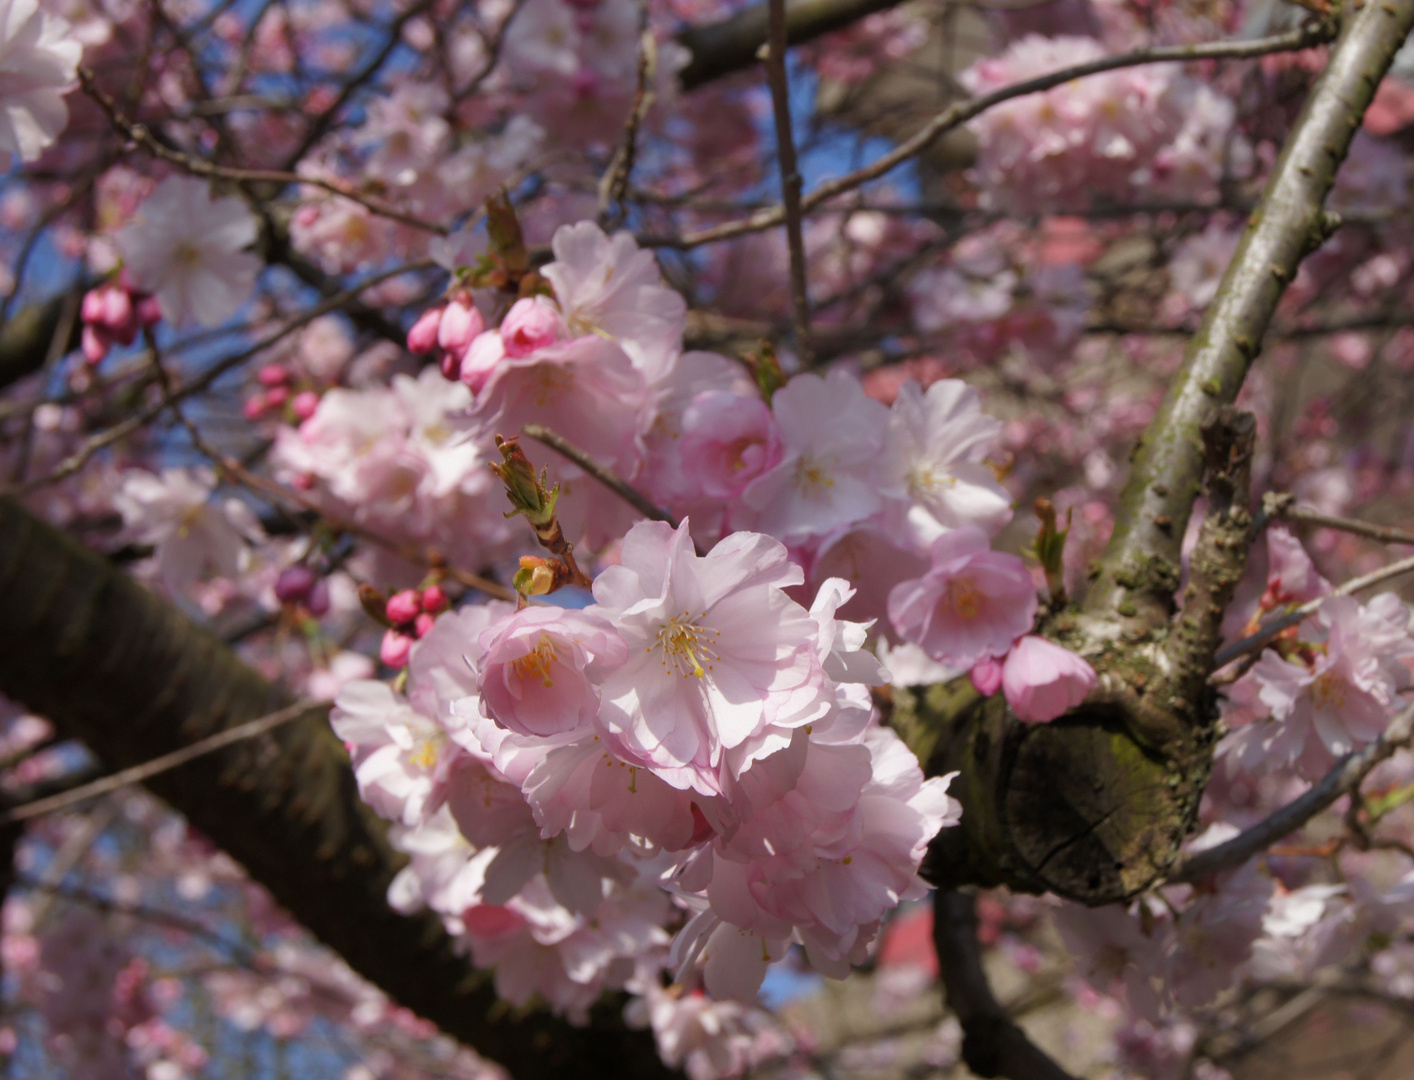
[1,0,1414,1076]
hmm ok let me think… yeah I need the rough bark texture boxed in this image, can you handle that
[0,497,675,1080]
[913,0,1414,905]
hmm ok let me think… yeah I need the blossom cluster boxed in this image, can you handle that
[332,523,960,1015]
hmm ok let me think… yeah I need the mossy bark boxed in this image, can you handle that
[0,497,676,1080]
[913,0,1414,904]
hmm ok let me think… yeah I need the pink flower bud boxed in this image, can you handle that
[257,363,289,387]
[970,657,1003,697]
[99,285,133,330]
[380,628,414,669]
[306,578,330,617]
[500,297,565,358]
[385,588,422,626]
[407,306,443,354]
[1001,636,1096,724]
[275,566,316,605]
[81,287,107,324]
[242,394,268,420]
[437,297,484,355]
[291,390,320,421]
[414,612,435,638]
[420,584,448,613]
[439,349,463,382]
[265,385,290,407]
[81,324,110,366]
[136,295,163,327]
[292,473,315,491]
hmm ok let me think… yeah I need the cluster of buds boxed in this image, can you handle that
[273,564,330,616]
[490,435,590,603]
[406,290,484,381]
[80,275,161,365]
[244,363,320,422]
[361,581,451,668]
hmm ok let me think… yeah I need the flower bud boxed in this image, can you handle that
[385,588,422,626]
[291,390,320,421]
[306,578,330,617]
[81,324,110,366]
[380,628,414,668]
[407,305,443,354]
[275,565,316,605]
[420,584,448,613]
[265,384,290,407]
[500,297,565,358]
[437,297,484,355]
[257,363,289,387]
[414,612,435,638]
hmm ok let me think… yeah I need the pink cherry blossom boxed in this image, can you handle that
[1000,635,1097,723]
[477,606,627,739]
[888,526,1038,669]
[0,0,81,163]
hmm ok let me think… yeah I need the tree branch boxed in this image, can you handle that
[1167,702,1414,883]
[764,0,814,366]
[0,496,674,1080]
[677,0,904,90]
[660,24,1335,250]
[933,890,1080,1080]
[1086,0,1414,627]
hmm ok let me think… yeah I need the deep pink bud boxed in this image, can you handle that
[420,584,448,613]
[414,612,435,638]
[136,295,163,326]
[407,306,443,354]
[81,324,110,366]
[437,297,484,355]
[970,657,1004,697]
[275,565,316,605]
[385,588,422,626]
[306,578,330,617]
[439,349,463,382]
[81,287,107,324]
[265,385,290,407]
[99,285,133,329]
[258,363,289,387]
[242,394,268,420]
[500,297,565,358]
[380,629,414,668]
[291,390,320,421]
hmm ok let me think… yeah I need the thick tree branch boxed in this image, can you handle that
[933,890,1080,1080]
[1086,0,1414,628]
[0,497,674,1080]
[677,0,904,89]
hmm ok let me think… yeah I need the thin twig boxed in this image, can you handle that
[1267,493,1414,548]
[1167,702,1414,883]
[1212,553,1414,670]
[79,66,446,235]
[659,23,1335,250]
[0,699,326,825]
[522,422,683,531]
[599,23,656,230]
[763,0,813,366]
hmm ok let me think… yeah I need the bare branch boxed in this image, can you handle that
[763,0,813,366]
[522,422,684,531]
[658,24,1335,250]
[933,890,1080,1080]
[1266,493,1414,549]
[1212,552,1414,669]
[1167,702,1414,883]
